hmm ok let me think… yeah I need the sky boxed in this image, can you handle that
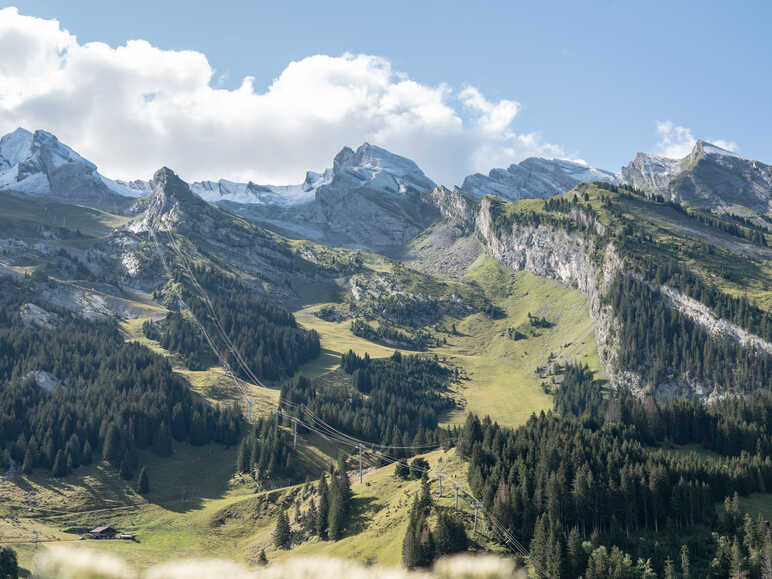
[1,0,771,186]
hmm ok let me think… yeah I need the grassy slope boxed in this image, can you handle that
[3,443,499,572]
[295,255,600,428]
[445,257,600,426]
[121,315,280,416]
[578,185,772,311]
[0,191,129,239]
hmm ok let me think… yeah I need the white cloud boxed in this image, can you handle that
[0,7,567,186]
[655,120,738,159]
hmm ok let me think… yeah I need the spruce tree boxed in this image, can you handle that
[664,557,674,579]
[81,440,93,465]
[680,544,690,579]
[316,474,329,539]
[434,512,468,555]
[328,497,343,541]
[418,474,432,512]
[120,447,138,480]
[567,526,584,576]
[51,449,67,477]
[102,422,122,464]
[402,515,417,568]
[152,422,173,456]
[0,546,18,579]
[136,466,150,494]
[273,510,291,550]
[21,446,34,474]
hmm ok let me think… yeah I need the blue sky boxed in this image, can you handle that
[1,0,771,184]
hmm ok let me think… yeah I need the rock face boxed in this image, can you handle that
[223,143,441,252]
[124,167,311,300]
[462,158,619,201]
[426,191,770,398]
[622,140,772,215]
[0,128,145,211]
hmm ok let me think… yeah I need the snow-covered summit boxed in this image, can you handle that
[462,157,619,202]
[190,142,436,208]
[0,128,147,208]
[190,169,332,207]
[328,143,437,195]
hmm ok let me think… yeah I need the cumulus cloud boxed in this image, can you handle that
[0,7,566,186]
[655,120,738,159]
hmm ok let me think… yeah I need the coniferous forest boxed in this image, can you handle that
[280,351,456,455]
[0,278,240,479]
[462,363,772,577]
[147,264,321,380]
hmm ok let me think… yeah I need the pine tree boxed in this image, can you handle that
[136,466,150,494]
[567,526,584,577]
[119,446,138,480]
[258,549,268,566]
[0,546,19,579]
[316,474,329,539]
[102,422,122,464]
[402,514,418,568]
[21,446,35,474]
[152,422,173,456]
[273,510,291,550]
[681,544,690,579]
[51,449,67,477]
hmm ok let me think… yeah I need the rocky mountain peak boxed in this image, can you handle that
[0,127,34,170]
[461,157,619,202]
[621,141,770,214]
[128,167,210,233]
[0,127,145,210]
[333,146,356,172]
[324,142,436,196]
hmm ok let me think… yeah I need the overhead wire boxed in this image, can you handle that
[147,226,542,573]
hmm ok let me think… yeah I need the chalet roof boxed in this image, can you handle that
[89,525,115,533]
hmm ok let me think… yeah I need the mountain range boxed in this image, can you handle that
[3,128,771,235]
[0,123,770,575]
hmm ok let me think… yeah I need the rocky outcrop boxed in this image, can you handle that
[657,284,772,355]
[19,303,58,329]
[420,186,478,232]
[428,190,768,398]
[622,141,772,215]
